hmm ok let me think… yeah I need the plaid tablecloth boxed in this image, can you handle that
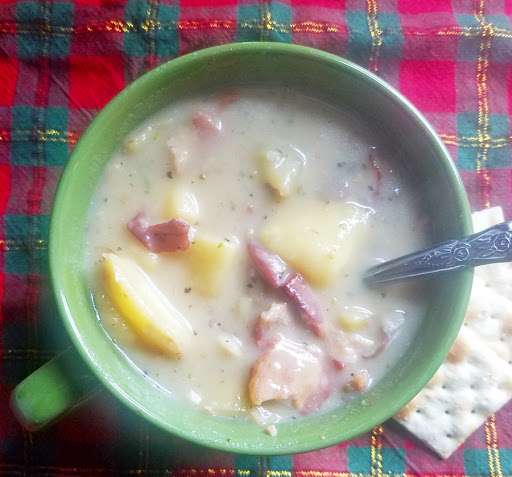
[1,0,512,475]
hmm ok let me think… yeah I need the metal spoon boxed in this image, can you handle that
[364,221,512,286]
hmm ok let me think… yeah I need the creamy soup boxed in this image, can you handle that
[84,88,430,428]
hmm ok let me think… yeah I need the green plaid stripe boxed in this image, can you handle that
[11,107,69,166]
[4,214,49,274]
[457,113,512,170]
[16,2,74,58]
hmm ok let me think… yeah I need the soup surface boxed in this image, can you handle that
[85,88,430,428]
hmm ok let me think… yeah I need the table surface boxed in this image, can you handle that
[1,0,512,475]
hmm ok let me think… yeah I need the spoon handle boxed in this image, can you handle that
[364,221,512,285]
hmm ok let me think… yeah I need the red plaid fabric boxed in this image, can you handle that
[1,0,512,475]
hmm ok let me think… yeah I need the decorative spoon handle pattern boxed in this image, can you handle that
[364,221,512,285]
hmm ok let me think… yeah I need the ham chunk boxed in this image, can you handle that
[127,212,190,253]
[248,336,330,413]
[282,273,325,338]
[247,239,290,288]
[247,240,324,337]
[192,111,222,135]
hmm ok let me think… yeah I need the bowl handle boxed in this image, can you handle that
[10,346,101,431]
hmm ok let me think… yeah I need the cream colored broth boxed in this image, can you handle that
[85,88,429,423]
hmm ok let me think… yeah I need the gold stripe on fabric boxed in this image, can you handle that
[216,469,232,475]
[141,18,158,33]
[370,425,384,477]
[145,0,159,35]
[2,18,512,38]
[257,5,290,36]
[401,24,512,38]
[486,414,504,477]
[366,0,383,73]
[260,0,269,41]
[267,471,292,477]
[438,133,511,148]
[1,129,80,144]
[474,0,493,208]
[0,238,47,251]
[1,16,512,37]
[178,19,237,30]
[291,21,342,34]
[295,472,351,477]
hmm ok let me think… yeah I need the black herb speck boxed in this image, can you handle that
[368,185,374,191]
[167,171,173,179]
[247,283,253,288]
[184,287,191,294]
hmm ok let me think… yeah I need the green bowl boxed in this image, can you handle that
[16,43,473,454]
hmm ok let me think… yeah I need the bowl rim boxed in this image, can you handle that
[49,41,473,455]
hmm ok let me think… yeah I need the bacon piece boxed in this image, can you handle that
[247,239,289,288]
[282,273,325,338]
[248,336,330,414]
[254,302,291,347]
[127,213,190,253]
[191,111,222,135]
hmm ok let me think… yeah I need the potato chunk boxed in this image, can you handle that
[257,146,306,198]
[186,235,240,296]
[163,182,200,223]
[103,253,193,358]
[259,199,373,287]
[338,306,372,331]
